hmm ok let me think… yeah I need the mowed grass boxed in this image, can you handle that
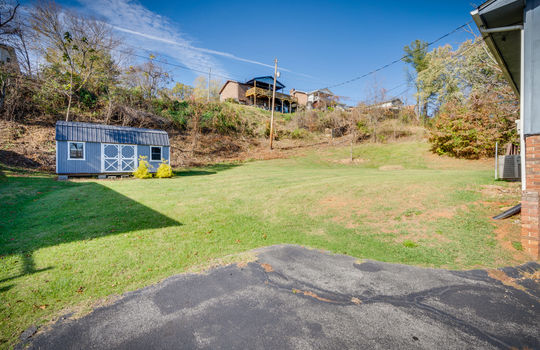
[0,141,525,347]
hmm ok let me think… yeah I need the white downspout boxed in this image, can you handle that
[520,28,526,191]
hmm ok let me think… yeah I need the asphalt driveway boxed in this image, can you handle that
[20,245,540,349]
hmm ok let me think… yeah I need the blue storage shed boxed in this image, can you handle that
[55,121,170,175]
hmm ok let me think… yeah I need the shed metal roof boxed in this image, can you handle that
[55,121,170,146]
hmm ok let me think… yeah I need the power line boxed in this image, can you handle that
[317,21,474,91]
[379,38,488,107]
[385,82,409,94]
[389,87,411,100]
[347,37,485,107]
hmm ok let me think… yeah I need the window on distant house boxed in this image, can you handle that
[151,146,162,161]
[68,142,84,160]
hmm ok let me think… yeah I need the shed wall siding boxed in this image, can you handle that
[57,142,170,174]
[524,0,540,134]
[57,141,102,174]
[138,145,170,172]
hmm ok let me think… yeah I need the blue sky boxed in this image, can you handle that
[42,0,481,105]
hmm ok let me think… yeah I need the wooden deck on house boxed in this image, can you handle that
[245,87,298,102]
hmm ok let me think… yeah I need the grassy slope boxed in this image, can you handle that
[0,141,524,347]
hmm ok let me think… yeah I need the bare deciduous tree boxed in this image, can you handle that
[193,75,222,102]
[124,57,171,100]
[0,0,19,36]
[29,0,119,120]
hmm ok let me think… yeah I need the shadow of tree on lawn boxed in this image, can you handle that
[0,176,182,289]
[0,150,42,170]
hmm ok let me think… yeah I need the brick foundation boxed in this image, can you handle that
[521,191,540,258]
[522,135,540,259]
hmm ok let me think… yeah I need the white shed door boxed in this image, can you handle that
[101,144,137,172]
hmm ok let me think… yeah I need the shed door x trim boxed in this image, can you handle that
[101,144,137,173]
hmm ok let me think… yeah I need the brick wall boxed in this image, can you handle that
[522,135,540,259]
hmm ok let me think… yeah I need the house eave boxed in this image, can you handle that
[471,8,520,95]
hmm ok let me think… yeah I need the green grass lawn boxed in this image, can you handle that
[0,141,525,348]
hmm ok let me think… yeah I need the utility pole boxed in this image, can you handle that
[269,58,278,150]
[207,67,211,102]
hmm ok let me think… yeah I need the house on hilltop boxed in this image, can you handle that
[370,98,404,110]
[290,89,308,107]
[219,77,345,112]
[219,76,298,113]
[306,88,340,110]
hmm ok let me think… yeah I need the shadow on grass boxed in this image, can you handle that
[0,285,13,293]
[0,150,41,170]
[0,254,53,285]
[0,176,182,289]
[174,163,242,177]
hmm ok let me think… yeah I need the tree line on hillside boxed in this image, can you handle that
[0,0,519,159]
[403,35,519,158]
[0,0,224,126]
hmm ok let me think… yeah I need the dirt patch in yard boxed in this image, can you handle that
[316,194,449,242]
[492,215,528,262]
[480,184,520,199]
[332,158,366,165]
[308,228,327,236]
[316,193,527,255]
[430,208,455,218]
[418,207,458,220]
[318,196,352,209]
[378,165,404,171]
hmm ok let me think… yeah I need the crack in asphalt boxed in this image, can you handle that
[257,263,536,349]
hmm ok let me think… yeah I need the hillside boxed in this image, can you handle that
[0,103,426,172]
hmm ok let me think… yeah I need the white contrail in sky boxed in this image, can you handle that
[78,0,317,81]
[78,0,227,77]
[111,26,317,79]
[112,25,276,70]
